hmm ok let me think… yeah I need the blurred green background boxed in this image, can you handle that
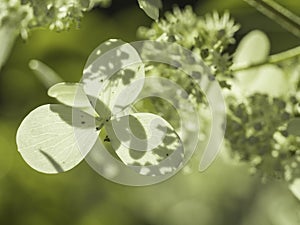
[0,0,299,225]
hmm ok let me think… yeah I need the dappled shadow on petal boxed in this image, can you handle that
[86,95,112,121]
[85,137,183,186]
[49,104,95,128]
[131,40,226,171]
[104,113,184,176]
[81,39,145,118]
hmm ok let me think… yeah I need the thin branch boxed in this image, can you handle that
[232,45,300,71]
[244,0,300,38]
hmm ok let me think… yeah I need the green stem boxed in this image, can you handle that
[0,26,18,71]
[29,59,63,88]
[95,117,105,130]
[232,45,300,72]
[244,0,300,38]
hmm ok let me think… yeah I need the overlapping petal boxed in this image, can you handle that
[81,39,145,119]
[104,113,184,175]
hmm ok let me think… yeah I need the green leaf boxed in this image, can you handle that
[233,30,288,96]
[234,30,270,67]
[233,29,270,88]
[48,82,91,108]
[82,39,145,119]
[138,0,162,21]
[105,113,183,176]
[287,118,300,136]
[290,178,300,200]
[16,104,97,173]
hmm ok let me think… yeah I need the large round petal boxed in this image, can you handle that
[104,113,184,176]
[81,39,145,119]
[16,104,97,173]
